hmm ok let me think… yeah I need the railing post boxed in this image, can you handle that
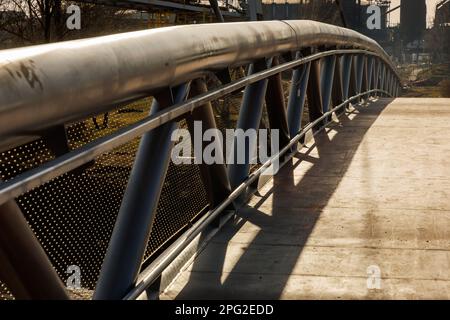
[94,84,189,300]
[185,79,231,208]
[388,71,392,95]
[394,76,398,96]
[389,73,395,96]
[320,55,337,116]
[395,81,401,97]
[42,125,70,157]
[367,56,374,91]
[384,69,390,94]
[208,0,224,22]
[228,59,271,189]
[0,199,69,299]
[386,68,390,95]
[306,59,324,127]
[355,54,365,100]
[361,55,368,99]
[373,59,381,96]
[287,55,310,143]
[364,56,373,99]
[332,55,344,113]
[373,59,378,91]
[341,54,353,105]
[265,56,290,149]
[348,54,358,99]
[386,72,391,95]
[379,64,386,96]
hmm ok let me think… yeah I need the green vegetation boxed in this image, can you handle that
[402,86,443,97]
[402,63,450,98]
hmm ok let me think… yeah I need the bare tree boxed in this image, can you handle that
[0,1,145,48]
[425,24,450,63]
[302,0,343,25]
[0,0,66,45]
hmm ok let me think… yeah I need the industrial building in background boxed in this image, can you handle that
[262,1,391,45]
[428,0,450,62]
[260,0,446,63]
[435,0,450,26]
[0,0,447,63]
[400,0,426,44]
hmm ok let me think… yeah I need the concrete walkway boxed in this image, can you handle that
[162,98,450,300]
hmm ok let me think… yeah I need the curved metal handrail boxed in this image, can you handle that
[0,20,399,147]
[0,19,402,300]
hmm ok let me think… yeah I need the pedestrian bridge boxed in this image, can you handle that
[1,20,448,300]
[162,97,450,300]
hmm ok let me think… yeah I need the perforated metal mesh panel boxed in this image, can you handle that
[0,67,309,300]
[142,119,208,261]
[0,98,208,299]
[0,283,13,300]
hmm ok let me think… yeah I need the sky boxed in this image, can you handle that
[388,0,441,27]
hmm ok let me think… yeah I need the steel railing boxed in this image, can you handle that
[0,20,401,300]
